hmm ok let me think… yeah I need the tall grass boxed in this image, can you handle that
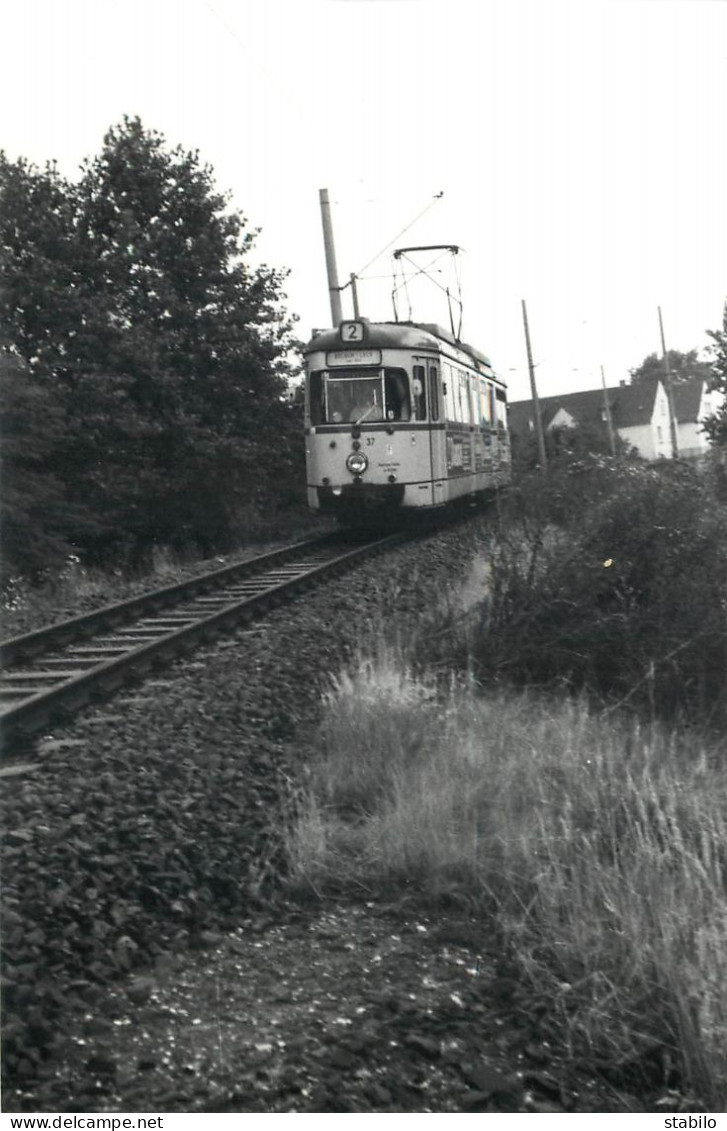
[1,515,334,636]
[0,548,195,636]
[286,653,727,1107]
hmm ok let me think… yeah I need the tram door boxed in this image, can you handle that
[427,362,447,505]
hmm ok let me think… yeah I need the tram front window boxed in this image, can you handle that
[324,368,412,424]
[326,375,384,424]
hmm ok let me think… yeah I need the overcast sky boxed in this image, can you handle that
[3,0,726,400]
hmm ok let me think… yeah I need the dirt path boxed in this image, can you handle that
[18,900,633,1114]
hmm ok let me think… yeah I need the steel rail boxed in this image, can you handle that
[0,531,409,750]
[0,533,348,668]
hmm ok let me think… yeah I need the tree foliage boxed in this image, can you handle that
[0,353,94,583]
[702,302,727,446]
[511,417,630,475]
[0,118,304,583]
[628,348,714,386]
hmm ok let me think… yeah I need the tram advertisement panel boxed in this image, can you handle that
[446,432,472,473]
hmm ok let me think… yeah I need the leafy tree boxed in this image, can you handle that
[629,349,713,385]
[0,155,85,365]
[702,302,727,446]
[511,417,630,474]
[0,353,101,584]
[0,118,304,572]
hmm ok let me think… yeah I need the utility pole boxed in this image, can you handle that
[522,299,547,472]
[658,306,679,459]
[319,188,343,326]
[600,365,617,457]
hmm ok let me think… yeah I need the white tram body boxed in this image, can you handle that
[303,318,510,518]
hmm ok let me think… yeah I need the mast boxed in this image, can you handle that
[600,365,617,457]
[522,299,547,472]
[319,188,343,326]
[658,306,679,459]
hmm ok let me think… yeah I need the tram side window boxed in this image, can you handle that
[455,369,472,424]
[452,367,463,422]
[471,375,481,427]
[428,365,439,421]
[384,368,411,422]
[443,363,456,421]
[308,371,325,425]
[479,378,491,427]
[489,384,497,428]
[412,365,427,420]
[464,373,474,424]
[496,388,507,432]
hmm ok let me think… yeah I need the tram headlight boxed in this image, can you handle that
[346,450,368,475]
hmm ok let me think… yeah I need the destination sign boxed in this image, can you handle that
[326,349,381,367]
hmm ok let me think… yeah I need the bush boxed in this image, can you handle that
[473,457,727,728]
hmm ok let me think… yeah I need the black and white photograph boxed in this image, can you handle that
[1,0,726,1121]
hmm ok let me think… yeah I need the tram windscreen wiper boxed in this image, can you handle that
[354,402,378,426]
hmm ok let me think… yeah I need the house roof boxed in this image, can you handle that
[672,380,704,422]
[508,376,706,435]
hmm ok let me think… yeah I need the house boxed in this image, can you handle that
[508,376,720,462]
[672,380,722,459]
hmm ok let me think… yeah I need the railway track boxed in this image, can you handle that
[0,530,411,752]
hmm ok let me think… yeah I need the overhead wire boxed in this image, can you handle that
[201,0,246,48]
[355,191,444,281]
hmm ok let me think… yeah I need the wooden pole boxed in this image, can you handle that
[522,299,547,472]
[658,306,679,459]
[319,188,343,326]
[600,365,617,456]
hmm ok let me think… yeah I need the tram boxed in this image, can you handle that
[303,317,510,521]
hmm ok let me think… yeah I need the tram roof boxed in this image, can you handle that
[305,320,494,370]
